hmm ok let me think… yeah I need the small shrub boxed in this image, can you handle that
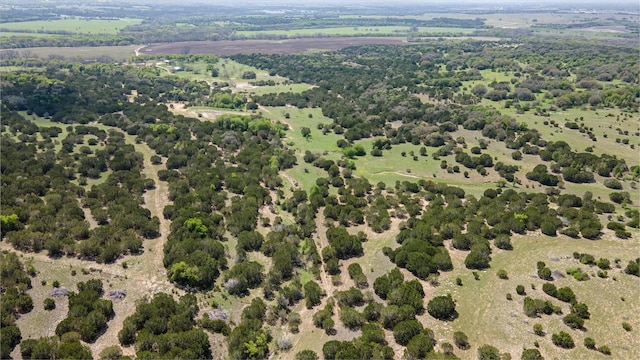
[295,350,319,360]
[552,331,575,349]
[533,323,544,336]
[453,331,469,350]
[506,293,512,300]
[622,322,632,331]
[43,298,56,311]
[598,345,611,355]
[456,277,463,286]
[584,337,596,349]
[441,342,454,355]
[516,285,526,296]
[277,335,293,351]
[497,269,508,279]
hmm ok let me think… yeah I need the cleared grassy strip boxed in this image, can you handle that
[264,106,342,191]
[0,18,142,34]
[237,83,313,96]
[0,31,57,37]
[215,58,280,81]
[432,232,639,360]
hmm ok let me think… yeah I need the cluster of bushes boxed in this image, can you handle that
[118,293,210,359]
[347,263,369,289]
[227,298,271,360]
[55,280,114,343]
[20,336,92,360]
[0,252,33,358]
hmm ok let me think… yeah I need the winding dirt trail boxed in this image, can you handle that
[313,212,334,299]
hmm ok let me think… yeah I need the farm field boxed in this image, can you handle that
[235,26,475,38]
[0,44,140,61]
[0,18,142,35]
[138,37,409,56]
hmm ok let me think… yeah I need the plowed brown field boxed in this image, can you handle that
[138,37,408,55]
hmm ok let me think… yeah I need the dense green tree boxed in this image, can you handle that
[521,348,544,360]
[295,349,319,360]
[304,280,323,309]
[477,344,501,360]
[552,331,575,349]
[393,320,422,346]
[428,295,457,321]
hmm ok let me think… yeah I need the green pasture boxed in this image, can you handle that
[214,58,280,81]
[0,18,142,35]
[499,106,640,167]
[264,106,342,190]
[162,58,290,84]
[433,233,640,360]
[158,58,314,95]
[237,83,314,96]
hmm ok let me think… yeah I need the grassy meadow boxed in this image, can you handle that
[432,233,640,360]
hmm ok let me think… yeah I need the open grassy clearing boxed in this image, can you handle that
[160,58,314,95]
[0,18,142,35]
[458,70,639,166]
[5,247,179,359]
[454,125,640,210]
[513,108,639,166]
[262,105,502,197]
[432,232,639,360]
[237,83,314,96]
[215,58,279,81]
[156,60,313,101]
[264,106,344,190]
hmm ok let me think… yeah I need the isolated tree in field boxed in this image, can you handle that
[477,344,500,360]
[521,348,544,360]
[453,330,469,349]
[295,350,319,360]
[563,313,584,329]
[301,127,311,139]
[427,294,456,321]
[584,337,596,349]
[625,259,639,276]
[552,331,575,349]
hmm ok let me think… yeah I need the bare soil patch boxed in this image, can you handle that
[582,26,630,33]
[138,37,409,56]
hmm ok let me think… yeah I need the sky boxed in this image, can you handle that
[32,0,640,4]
